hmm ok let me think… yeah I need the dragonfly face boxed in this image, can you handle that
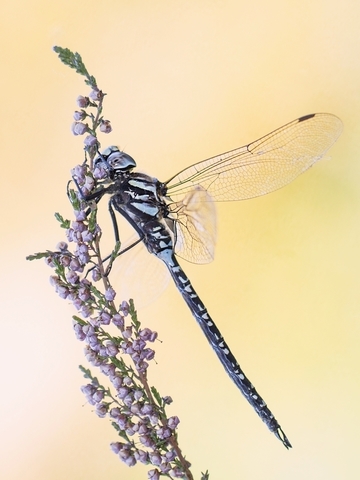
[94,146,136,179]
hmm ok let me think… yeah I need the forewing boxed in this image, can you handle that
[165,113,343,202]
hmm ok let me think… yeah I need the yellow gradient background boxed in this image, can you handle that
[2,1,360,479]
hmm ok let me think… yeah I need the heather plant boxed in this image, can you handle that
[27,47,209,480]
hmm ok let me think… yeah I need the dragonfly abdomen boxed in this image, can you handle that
[156,247,292,449]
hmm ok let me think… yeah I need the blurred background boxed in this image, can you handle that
[1,1,360,479]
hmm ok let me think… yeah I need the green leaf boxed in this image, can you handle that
[54,212,71,229]
[26,251,53,261]
[53,46,97,87]
[73,315,87,326]
[128,299,140,331]
[150,386,162,406]
[88,209,98,232]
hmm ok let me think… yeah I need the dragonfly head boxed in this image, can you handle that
[94,146,136,179]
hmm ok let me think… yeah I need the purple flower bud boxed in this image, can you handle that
[71,121,88,136]
[76,95,90,108]
[95,403,109,418]
[112,313,124,329]
[141,348,155,361]
[84,346,100,365]
[117,387,129,399]
[124,455,136,467]
[116,414,128,430]
[78,286,91,302]
[84,134,98,147]
[105,287,116,301]
[81,230,93,242]
[134,390,143,401]
[92,390,105,403]
[140,404,153,416]
[134,449,149,464]
[81,384,97,403]
[74,210,87,221]
[149,414,159,426]
[91,268,101,282]
[105,341,119,357]
[100,119,112,134]
[72,297,83,310]
[45,256,56,268]
[148,469,160,480]
[80,305,93,318]
[165,449,176,461]
[56,241,68,251]
[156,427,171,440]
[110,442,122,454]
[140,435,155,449]
[123,326,133,339]
[49,275,60,286]
[149,453,162,466]
[138,423,149,435]
[120,301,129,315]
[167,416,180,430]
[83,174,95,192]
[73,110,87,121]
[130,403,141,415]
[56,285,70,299]
[110,374,123,390]
[66,270,79,285]
[109,407,121,419]
[89,89,102,102]
[73,326,86,341]
[123,393,134,407]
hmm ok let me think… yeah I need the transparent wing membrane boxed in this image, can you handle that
[165,113,343,202]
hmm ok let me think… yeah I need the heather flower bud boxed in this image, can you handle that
[56,241,68,251]
[148,468,160,479]
[74,210,87,221]
[149,453,162,466]
[167,416,180,430]
[120,301,129,315]
[80,304,93,318]
[73,110,86,121]
[89,89,102,102]
[71,122,88,136]
[105,287,116,301]
[84,134,98,147]
[95,403,108,418]
[100,119,112,133]
[109,407,121,419]
[76,95,90,108]
[81,229,93,242]
[66,270,79,285]
[92,389,105,403]
[112,313,124,329]
[124,455,136,467]
[92,267,101,282]
[134,449,149,464]
[110,442,122,454]
[105,341,118,356]
[117,387,129,399]
[123,326,133,339]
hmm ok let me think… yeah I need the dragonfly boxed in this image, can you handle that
[82,112,342,449]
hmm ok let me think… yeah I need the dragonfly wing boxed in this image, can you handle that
[110,236,170,308]
[165,113,343,202]
[169,186,217,264]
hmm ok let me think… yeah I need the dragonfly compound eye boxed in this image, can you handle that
[95,147,137,172]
